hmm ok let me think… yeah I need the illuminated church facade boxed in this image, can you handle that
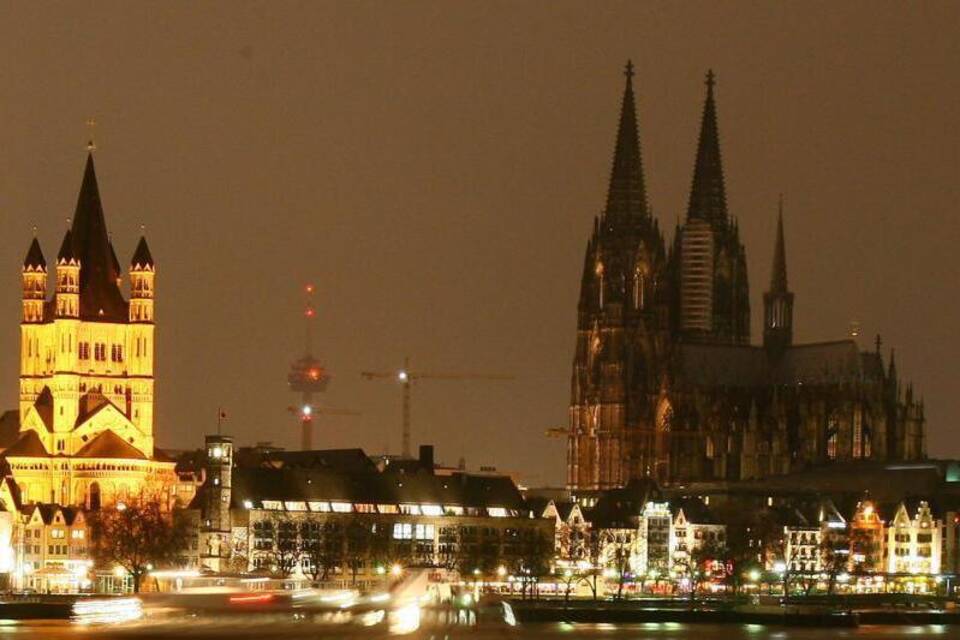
[2,152,176,508]
[567,64,926,490]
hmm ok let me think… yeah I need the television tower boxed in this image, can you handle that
[287,284,330,450]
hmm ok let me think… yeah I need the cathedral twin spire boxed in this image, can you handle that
[686,70,729,226]
[604,60,649,221]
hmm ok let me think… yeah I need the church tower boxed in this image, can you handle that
[7,150,174,508]
[763,202,794,354]
[568,61,667,490]
[673,71,750,344]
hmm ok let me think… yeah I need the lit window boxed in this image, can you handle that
[414,524,435,540]
[377,504,399,514]
[488,508,508,518]
[261,500,282,510]
[392,523,413,540]
[284,501,307,511]
[330,502,352,513]
[307,502,329,512]
[420,504,443,517]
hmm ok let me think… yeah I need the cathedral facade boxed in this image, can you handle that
[568,64,925,490]
[1,152,176,508]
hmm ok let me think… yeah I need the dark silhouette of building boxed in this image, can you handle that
[568,63,925,490]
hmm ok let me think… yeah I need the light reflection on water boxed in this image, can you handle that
[544,623,960,639]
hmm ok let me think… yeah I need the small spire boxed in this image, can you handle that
[131,235,154,269]
[875,334,882,354]
[624,59,635,79]
[23,237,46,270]
[57,228,76,263]
[769,199,788,293]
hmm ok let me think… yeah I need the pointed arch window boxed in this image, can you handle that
[634,267,646,310]
[595,262,604,307]
[826,429,838,460]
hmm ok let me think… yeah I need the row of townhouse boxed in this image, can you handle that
[0,478,92,592]
[529,480,727,579]
[782,498,949,577]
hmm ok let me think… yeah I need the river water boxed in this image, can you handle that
[10,621,960,639]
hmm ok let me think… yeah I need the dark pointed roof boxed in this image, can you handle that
[3,430,49,457]
[34,387,54,432]
[23,238,46,270]
[686,70,728,225]
[70,153,128,321]
[75,430,147,460]
[770,204,788,293]
[57,229,77,263]
[604,60,649,221]
[131,236,154,269]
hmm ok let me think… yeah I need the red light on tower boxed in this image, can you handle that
[289,282,328,450]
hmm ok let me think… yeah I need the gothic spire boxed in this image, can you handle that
[770,197,788,293]
[604,60,649,221]
[686,70,728,224]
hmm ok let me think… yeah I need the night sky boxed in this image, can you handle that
[0,3,957,487]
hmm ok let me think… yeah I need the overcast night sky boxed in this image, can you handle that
[0,2,957,486]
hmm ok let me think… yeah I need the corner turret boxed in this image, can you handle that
[21,238,47,323]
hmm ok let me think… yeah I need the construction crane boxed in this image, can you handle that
[361,356,513,458]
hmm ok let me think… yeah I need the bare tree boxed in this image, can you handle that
[89,501,187,593]
[344,517,372,586]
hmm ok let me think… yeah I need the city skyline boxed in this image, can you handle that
[0,3,957,487]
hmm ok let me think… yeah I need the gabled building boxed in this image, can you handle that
[886,499,941,575]
[671,497,725,574]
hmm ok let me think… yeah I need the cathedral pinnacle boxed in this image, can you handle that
[686,69,728,225]
[604,59,649,222]
[770,198,788,293]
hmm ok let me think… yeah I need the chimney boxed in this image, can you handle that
[418,445,434,471]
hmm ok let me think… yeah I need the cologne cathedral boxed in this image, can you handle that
[567,63,926,490]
